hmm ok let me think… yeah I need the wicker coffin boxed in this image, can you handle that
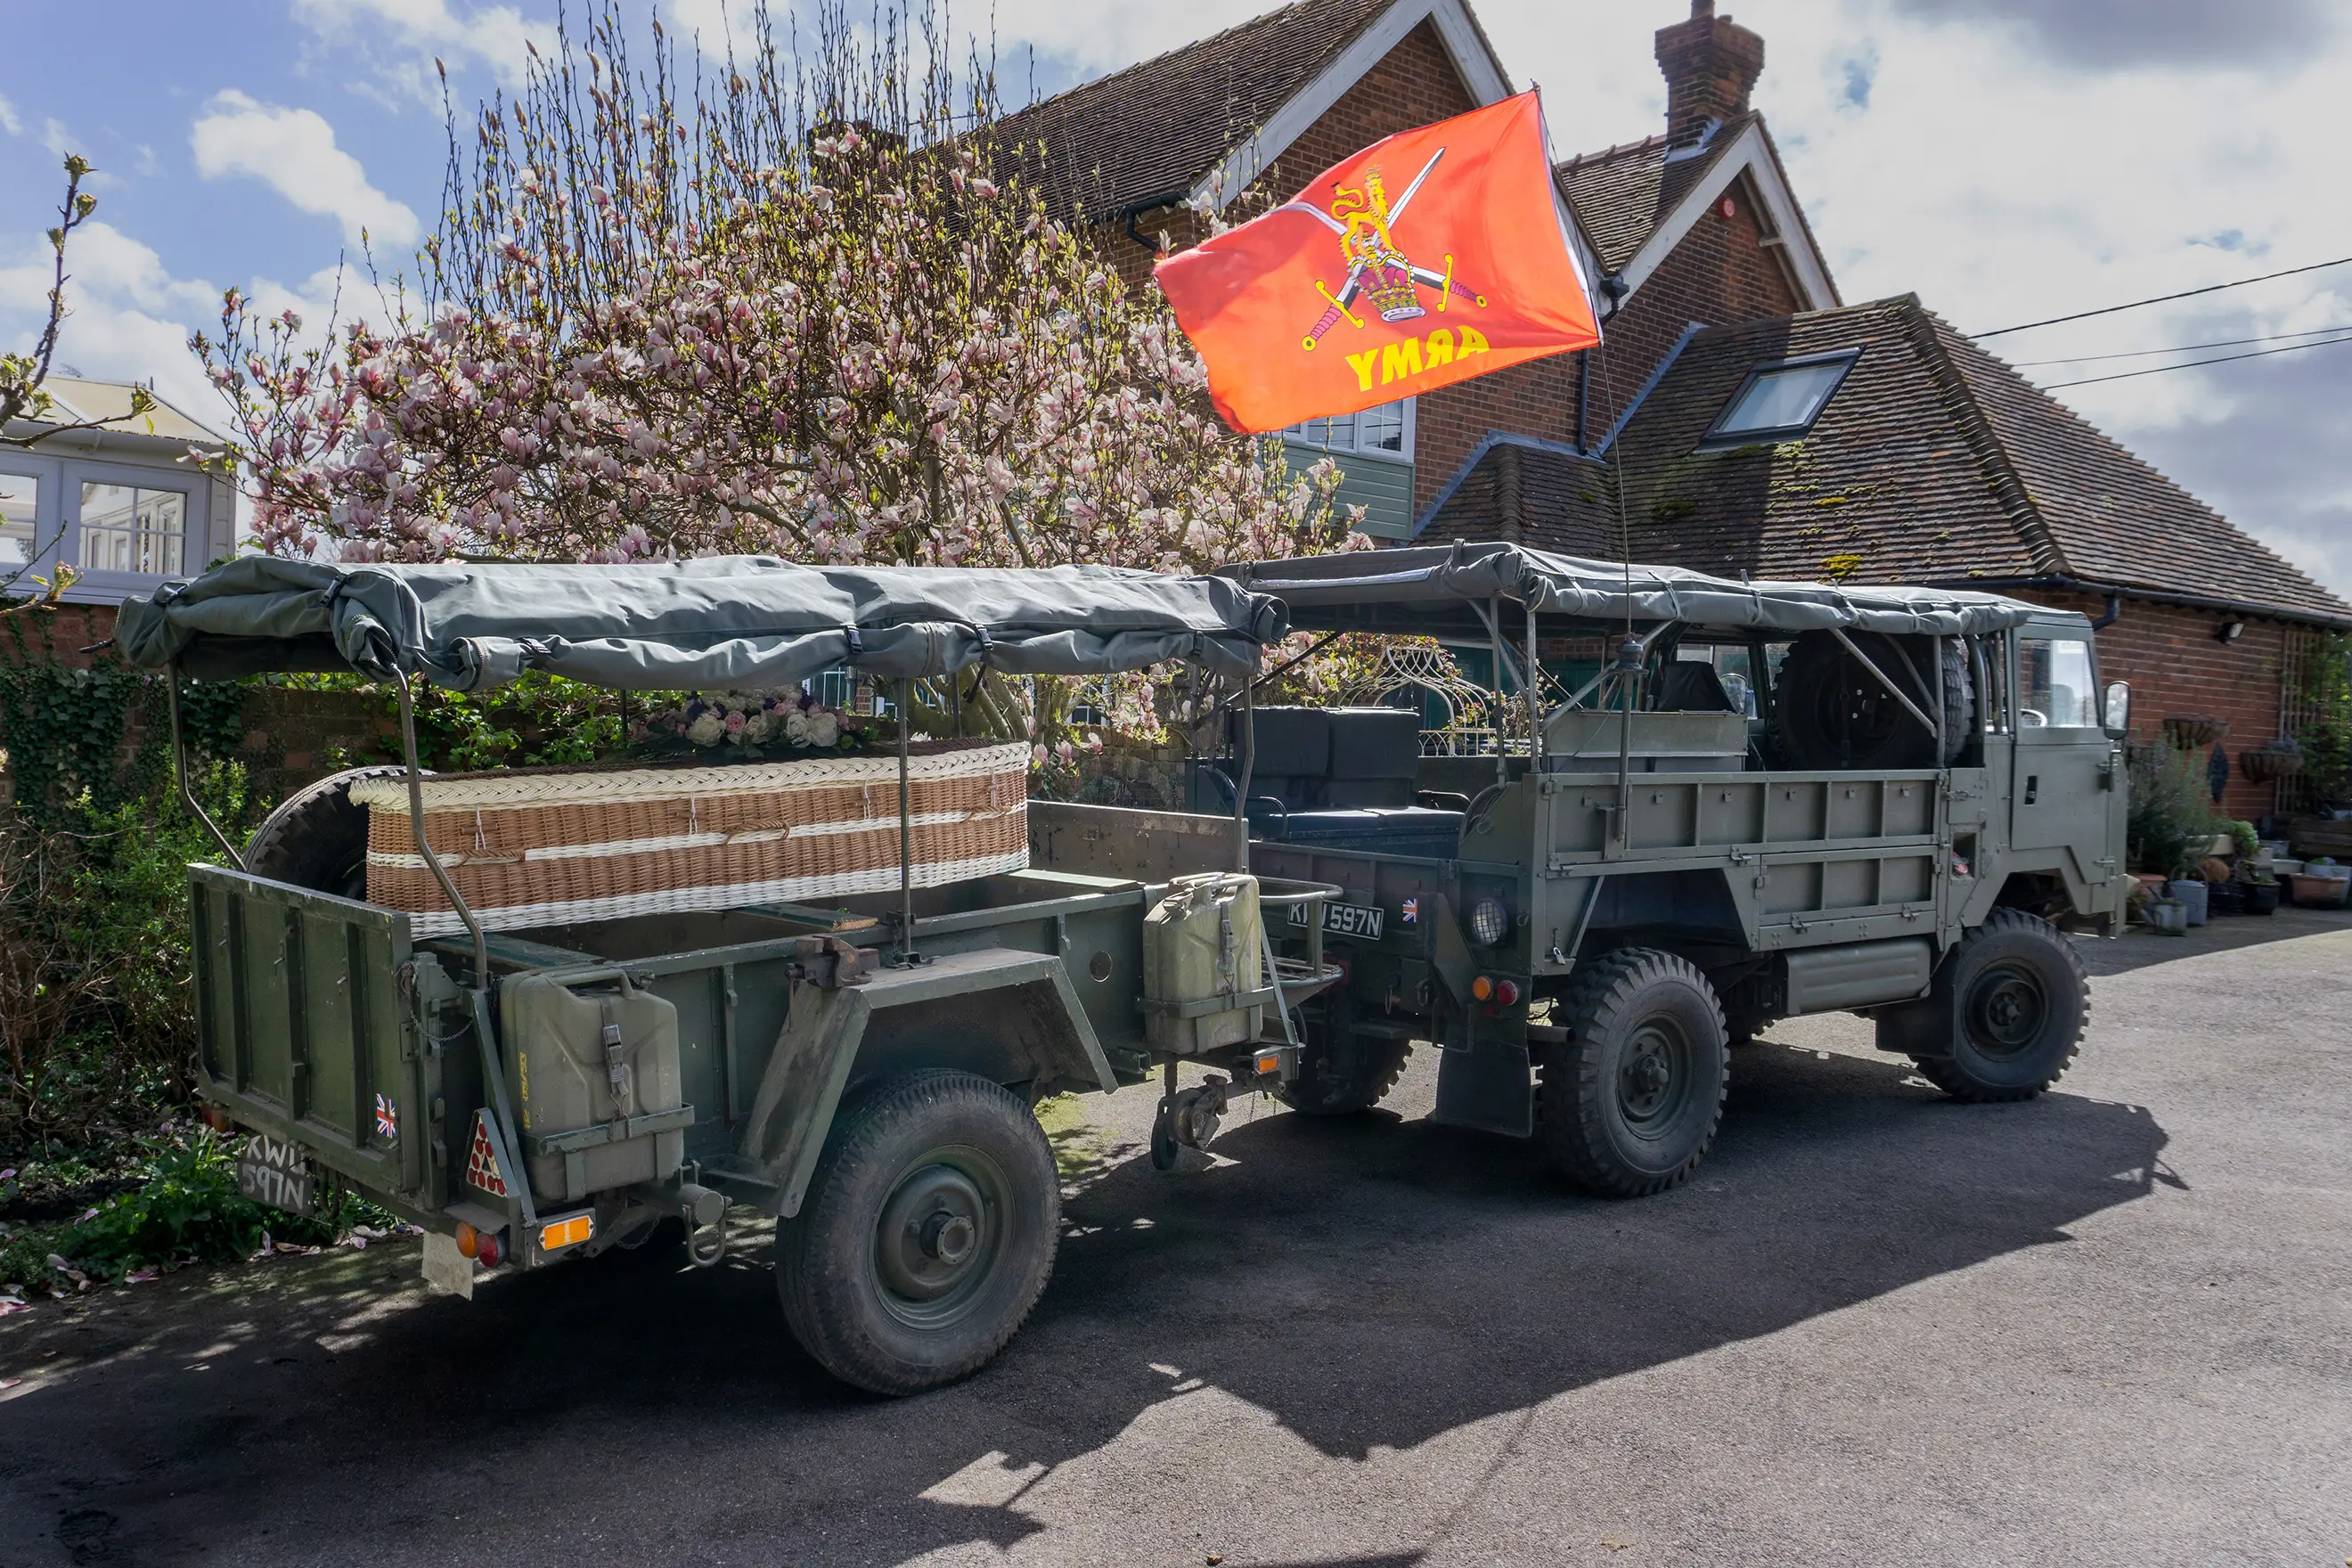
[347,740,1029,936]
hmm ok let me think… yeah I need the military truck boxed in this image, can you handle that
[1176,542,2132,1196]
[118,543,2126,1393]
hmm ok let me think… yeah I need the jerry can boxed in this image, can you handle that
[501,974,687,1204]
[1141,871,1264,1054]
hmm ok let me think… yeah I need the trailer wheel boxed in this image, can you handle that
[775,1070,1059,1395]
[1535,949,1728,1196]
[1908,909,2087,1101]
[243,764,417,899]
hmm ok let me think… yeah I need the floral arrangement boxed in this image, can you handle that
[633,690,881,760]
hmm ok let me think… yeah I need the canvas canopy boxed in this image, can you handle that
[1222,541,2046,641]
[114,556,1290,691]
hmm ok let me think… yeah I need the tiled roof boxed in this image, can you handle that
[1555,113,1753,276]
[991,0,1395,222]
[20,376,225,446]
[1423,296,2352,625]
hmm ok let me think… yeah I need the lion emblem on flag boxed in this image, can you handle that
[1287,149,1490,351]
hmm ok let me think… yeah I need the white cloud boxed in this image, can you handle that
[0,94,20,138]
[666,0,739,53]
[0,222,363,449]
[191,91,420,248]
[290,0,555,103]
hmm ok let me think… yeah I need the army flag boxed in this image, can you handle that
[1155,91,1600,435]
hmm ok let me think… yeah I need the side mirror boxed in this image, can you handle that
[2103,680,2131,739]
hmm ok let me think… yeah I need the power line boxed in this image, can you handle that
[1972,254,2352,339]
[2039,331,2352,389]
[2011,324,2352,366]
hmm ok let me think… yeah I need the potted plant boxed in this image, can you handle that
[2161,715,2228,750]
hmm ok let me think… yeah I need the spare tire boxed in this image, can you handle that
[243,764,419,901]
[1773,632,1971,771]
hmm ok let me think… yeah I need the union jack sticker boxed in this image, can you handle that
[464,1110,509,1198]
[1401,896,1420,925]
[374,1093,399,1141]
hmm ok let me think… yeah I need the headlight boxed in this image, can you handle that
[1468,895,1510,947]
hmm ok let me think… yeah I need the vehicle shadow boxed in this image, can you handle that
[0,1044,2167,1565]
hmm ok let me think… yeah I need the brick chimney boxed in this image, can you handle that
[1654,0,1765,147]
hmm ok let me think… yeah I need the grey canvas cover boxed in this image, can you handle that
[1222,541,2045,640]
[115,556,1290,690]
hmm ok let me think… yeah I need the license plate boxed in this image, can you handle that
[236,1135,314,1218]
[1291,900,1384,940]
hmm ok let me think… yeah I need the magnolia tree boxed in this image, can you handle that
[199,3,1370,750]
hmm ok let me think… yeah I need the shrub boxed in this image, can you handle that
[2127,746,2217,878]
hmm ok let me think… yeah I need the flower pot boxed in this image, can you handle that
[2161,715,2227,749]
[2242,880,2282,916]
[2206,880,2245,916]
[2288,872,2352,910]
[2166,879,2209,925]
[2240,745,2305,784]
[2144,899,2189,935]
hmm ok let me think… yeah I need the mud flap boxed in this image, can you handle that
[1433,1026,1533,1137]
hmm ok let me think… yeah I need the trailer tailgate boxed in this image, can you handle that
[190,865,423,1202]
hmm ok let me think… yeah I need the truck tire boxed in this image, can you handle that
[1774,632,1971,771]
[775,1070,1059,1395]
[1278,1032,1413,1115]
[243,764,417,900]
[1278,994,1413,1115]
[1907,909,2088,1101]
[1535,949,1729,1196]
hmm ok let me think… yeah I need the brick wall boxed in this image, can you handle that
[1588,174,1806,425]
[2022,587,2292,821]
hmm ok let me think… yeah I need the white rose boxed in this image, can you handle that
[745,713,773,742]
[685,713,726,747]
[785,710,812,745]
[807,712,839,747]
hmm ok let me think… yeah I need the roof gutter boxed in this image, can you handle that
[1935,575,2352,634]
[1115,189,1192,253]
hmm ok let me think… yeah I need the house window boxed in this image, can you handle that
[78,482,186,576]
[1702,350,1859,446]
[1285,398,1413,460]
[0,474,38,565]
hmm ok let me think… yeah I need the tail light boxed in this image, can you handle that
[475,1229,504,1269]
[1469,976,1521,1008]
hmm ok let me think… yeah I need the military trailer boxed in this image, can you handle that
[117,542,2127,1394]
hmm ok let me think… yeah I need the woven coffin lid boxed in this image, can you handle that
[347,739,1029,813]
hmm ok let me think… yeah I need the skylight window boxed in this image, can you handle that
[1702,350,1859,445]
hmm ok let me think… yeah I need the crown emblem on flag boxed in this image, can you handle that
[465,1110,509,1198]
[1296,157,1488,350]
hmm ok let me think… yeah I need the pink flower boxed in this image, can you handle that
[725,711,747,733]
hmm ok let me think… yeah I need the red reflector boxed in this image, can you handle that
[1494,979,1521,1008]
[475,1230,504,1269]
[464,1112,509,1198]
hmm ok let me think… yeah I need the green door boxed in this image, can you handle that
[2008,623,2124,897]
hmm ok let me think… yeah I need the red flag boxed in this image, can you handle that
[1155,92,1599,435]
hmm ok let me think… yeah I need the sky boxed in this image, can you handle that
[3,0,2347,596]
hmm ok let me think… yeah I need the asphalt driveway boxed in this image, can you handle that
[4,909,2348,1566]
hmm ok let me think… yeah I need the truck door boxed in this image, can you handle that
[2008,623,2123,898]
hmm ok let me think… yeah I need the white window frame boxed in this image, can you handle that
[59,457,202,600]
[1282,396,1417,465]
[0,452,67,596]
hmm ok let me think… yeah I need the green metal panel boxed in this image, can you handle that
[188,866,414,1201]
[1281,442,1415,540]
